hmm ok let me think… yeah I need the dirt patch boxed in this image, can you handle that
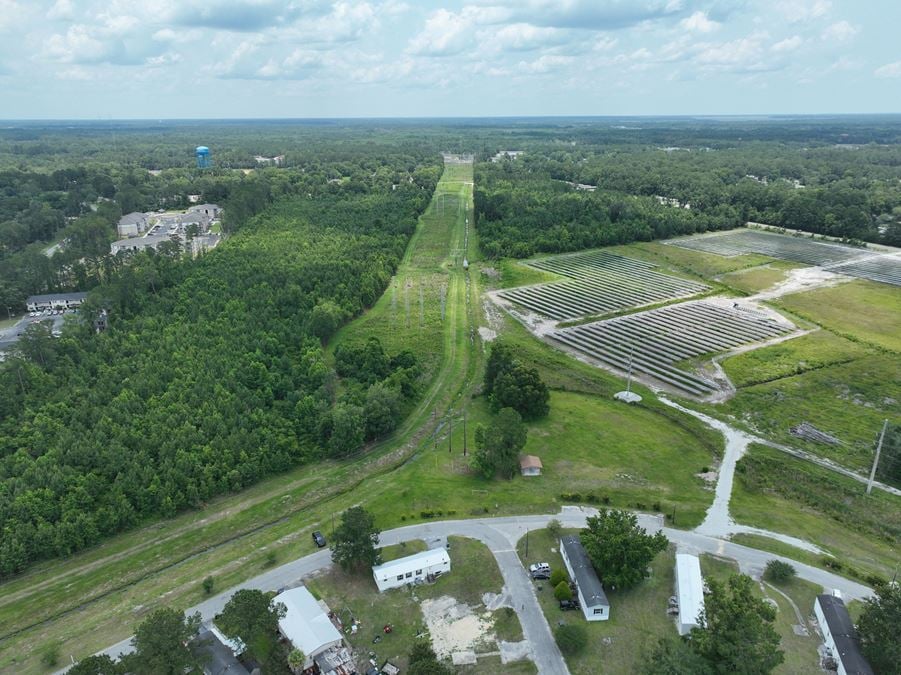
[420,595,495,657]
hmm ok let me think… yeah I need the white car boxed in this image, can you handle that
[529,562,551,579]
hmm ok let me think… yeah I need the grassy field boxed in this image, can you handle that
[366,389,719,530]
[608,240,776,279]
[774,279,901,353]
[732,445,900,580]
[715,260,804,294]
[307,536,525,673]
[515,526,678,675]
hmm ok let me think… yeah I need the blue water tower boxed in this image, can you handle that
[196,146,211,169]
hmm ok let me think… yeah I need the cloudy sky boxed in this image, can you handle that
[1,0,899,118]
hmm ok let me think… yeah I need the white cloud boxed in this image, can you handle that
[407,8,475,56]
[489,23,567,52]
[778,0,831,24]
[516,53,574,74]
[47,0,75,21]
[679,11,718,33]
[821,20,858,43]
[874,61,901,79]
[771,36,803,53]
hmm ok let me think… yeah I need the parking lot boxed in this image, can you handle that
[0,310,74,353]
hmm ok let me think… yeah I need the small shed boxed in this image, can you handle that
[674,553,704,635]
[560,535,610,621]
[814,593,874,675]
[372,548,451,592]
[520,455,543,477]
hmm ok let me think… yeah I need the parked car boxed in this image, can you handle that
[529,562,551,579]
[559,600,579,611]
[312,531,326,548]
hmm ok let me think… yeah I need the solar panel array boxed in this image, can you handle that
[827,254,901,287]
[666,230,863,266]
[498,250,708,320]
[550,301,792,396]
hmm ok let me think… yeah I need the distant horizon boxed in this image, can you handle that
[1,1,899,119]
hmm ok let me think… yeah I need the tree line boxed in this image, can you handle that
[0,149,442,577]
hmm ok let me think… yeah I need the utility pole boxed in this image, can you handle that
[866,419,889,495]
[463,410,467,456]
[448,414,453,454]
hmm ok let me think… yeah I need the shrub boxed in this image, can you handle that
[264,551,277,567]
[602,495,611,505]
[40,642,60,668]
[546,518,562,541]
[554,580,573,602]
[549,569,568,587]
[202,575,215,595]
[764,560,796,583]
[554,624,587,655]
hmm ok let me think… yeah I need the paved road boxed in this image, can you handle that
[83,507,872,674]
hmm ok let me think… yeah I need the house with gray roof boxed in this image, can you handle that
[814,593,874,675]
[560,535,610,621]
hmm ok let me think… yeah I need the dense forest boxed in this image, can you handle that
[0,145,441,576]
[473,123,901,257]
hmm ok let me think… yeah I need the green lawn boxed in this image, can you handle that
[774,279,901,353]
[609,239,777,279]
[307,536,526,673]
[515,526,678,675]
[380,539,427,562]
[367,389,718,530]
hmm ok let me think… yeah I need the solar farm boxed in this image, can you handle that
[497,250,708,320]
[549,300,794,396]
[664,228,901,289]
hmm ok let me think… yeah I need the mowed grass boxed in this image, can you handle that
[732,444,901,580]
[366,389,718,530]
[516,527,678,675]
[609,239,777,279]
[307,537,524,673]
[716,261,804,294]
[774,279,901,352]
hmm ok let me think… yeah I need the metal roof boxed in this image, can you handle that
[273,586,343,657]
[372,547,450,577]
[561,535,609,607]
[520,455,543,469]
[26,292,87,303]
[675,553,704,632]
[817,594,874,675]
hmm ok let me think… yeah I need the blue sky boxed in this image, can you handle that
[0,0,899,118]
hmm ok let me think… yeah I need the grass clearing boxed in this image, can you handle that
[720,330,872,389]
[716,261,804,294]
[609,240,777,279]
[773,279,901,353]
[307,537,526,673]
[367,389,718,530]
[380,539,427,562]
[732,444,900,581]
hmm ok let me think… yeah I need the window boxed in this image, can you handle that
[397,575,404,581]
[406,571,413,578]
[416,569,422,575]
[593,608,603,615]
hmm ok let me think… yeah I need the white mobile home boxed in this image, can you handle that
[674,553,704,635]
[372,548,450,592]
[814,593,874,675]
[272,586,356,675]
[560,535,610,621]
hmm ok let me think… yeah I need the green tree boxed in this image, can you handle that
[857,582,901,674]
[554,580,573,602]
[691,574,783,674]
[215,589,286,669]
[129,608,203,675]
[546,518,562,542]
[491,363,550,420]
[408,639,453,675]
[68,654,123,675]
[331,506,381,573]
[309,299,347,342]
[484,341,515,396]
[328,402,365,457]
[579,509,668,590]
[640,636,714,675]
[554,624,588,656]
[202,575,215,595]
[287,648,306,671]
[471,407,527,479]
